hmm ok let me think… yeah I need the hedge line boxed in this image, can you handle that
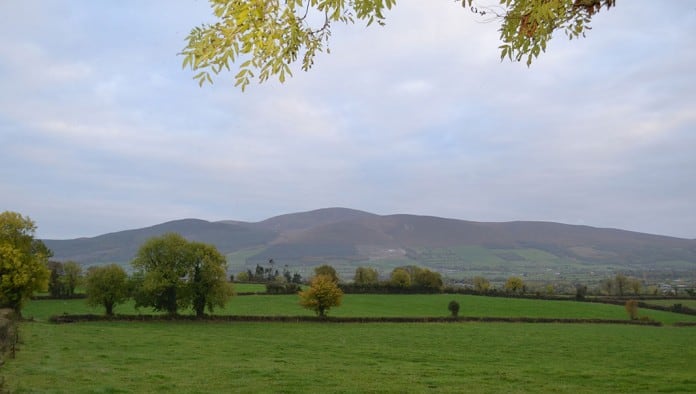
[48,313,662,326]
[32,294,87,300]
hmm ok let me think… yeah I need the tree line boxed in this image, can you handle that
[1,210,693,319]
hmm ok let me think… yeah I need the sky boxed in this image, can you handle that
[1,1,695,240]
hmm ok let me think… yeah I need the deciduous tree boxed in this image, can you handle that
[614,274,628,296]
[299,274,344,317]
[600,278,614,295]
[314,264,339,283]
[354,266,379,285]
[181,0,617,89]
[132,234,233,317]
[85,264,130,316]
[132,233,191,315]
[47,260,65,297]
[390,268,411,288]
[62,261,82,296]
[413,268,443,292]
[473,276,491,293]
[187,242,233,318]
[0,211,50,315]
[629,278,642,296]
[235,271,250,282]
[504,276,525,294]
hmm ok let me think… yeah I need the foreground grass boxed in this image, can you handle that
[24,294,696,325]
[5,321,695,393]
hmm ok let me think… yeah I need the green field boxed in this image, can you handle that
[22,294,696,326]
[4,321,696,393]
[232,283,268,293]
[6,295,696,392]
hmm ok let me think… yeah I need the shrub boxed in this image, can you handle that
[266,282,301,294]
[448,300,460,317]
[575,284,587,300]
[625,300,639,320]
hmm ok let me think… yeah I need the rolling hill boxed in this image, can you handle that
[43,208,696,280]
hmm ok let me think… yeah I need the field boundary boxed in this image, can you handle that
[47,314,662,326]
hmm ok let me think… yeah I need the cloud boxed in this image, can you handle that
[0,0,694,239]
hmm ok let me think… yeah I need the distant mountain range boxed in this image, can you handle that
[43,208,696,280]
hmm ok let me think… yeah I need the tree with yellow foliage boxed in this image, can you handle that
[299,274,343,317]
[504,276,525,294]
[0,211,51,316]
[181,0,616,90]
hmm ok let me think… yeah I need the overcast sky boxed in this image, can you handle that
[1,1,694,240]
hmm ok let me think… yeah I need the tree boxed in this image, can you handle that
[614,274,628,296]
[62,261,82,296]
[0,211,50,315]
[413,269,443,292]
[390,268,411,288]
[299,274,344,317]
[314,264,339,283]
[545,284,555,295]
[181,0,616,90]
[132,233,191,315]
[85,264,130,316]
[473,276,491,293]
[600,278,614,295]
[235,271,250,282]
[629,278,642,296]
[47,260,66,297]
[504,276,525,294]
[187,242,234,318]
[132,234,233,317]
[354,266,379,285]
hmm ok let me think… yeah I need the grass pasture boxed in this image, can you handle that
[5,321,696,393]
[22,294,696,325]
[7,295,696,392]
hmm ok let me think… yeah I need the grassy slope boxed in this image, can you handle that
[5,322,696,393]
[22,294,696,325]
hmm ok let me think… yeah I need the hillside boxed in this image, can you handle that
[44,218,277,264]
[43,208,696,280]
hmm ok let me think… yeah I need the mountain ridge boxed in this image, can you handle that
[42,208,696,280]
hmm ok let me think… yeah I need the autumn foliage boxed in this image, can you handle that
[299,274,344,317]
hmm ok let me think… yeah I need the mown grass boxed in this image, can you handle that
[4,321,696,393]
[22,294,696,325]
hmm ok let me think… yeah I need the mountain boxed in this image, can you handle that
[43,208,696,280]
[44,219,276,264]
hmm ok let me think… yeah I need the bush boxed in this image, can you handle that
[625,300,639,320]
[448,300,460,317]
[265,282,301,294]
